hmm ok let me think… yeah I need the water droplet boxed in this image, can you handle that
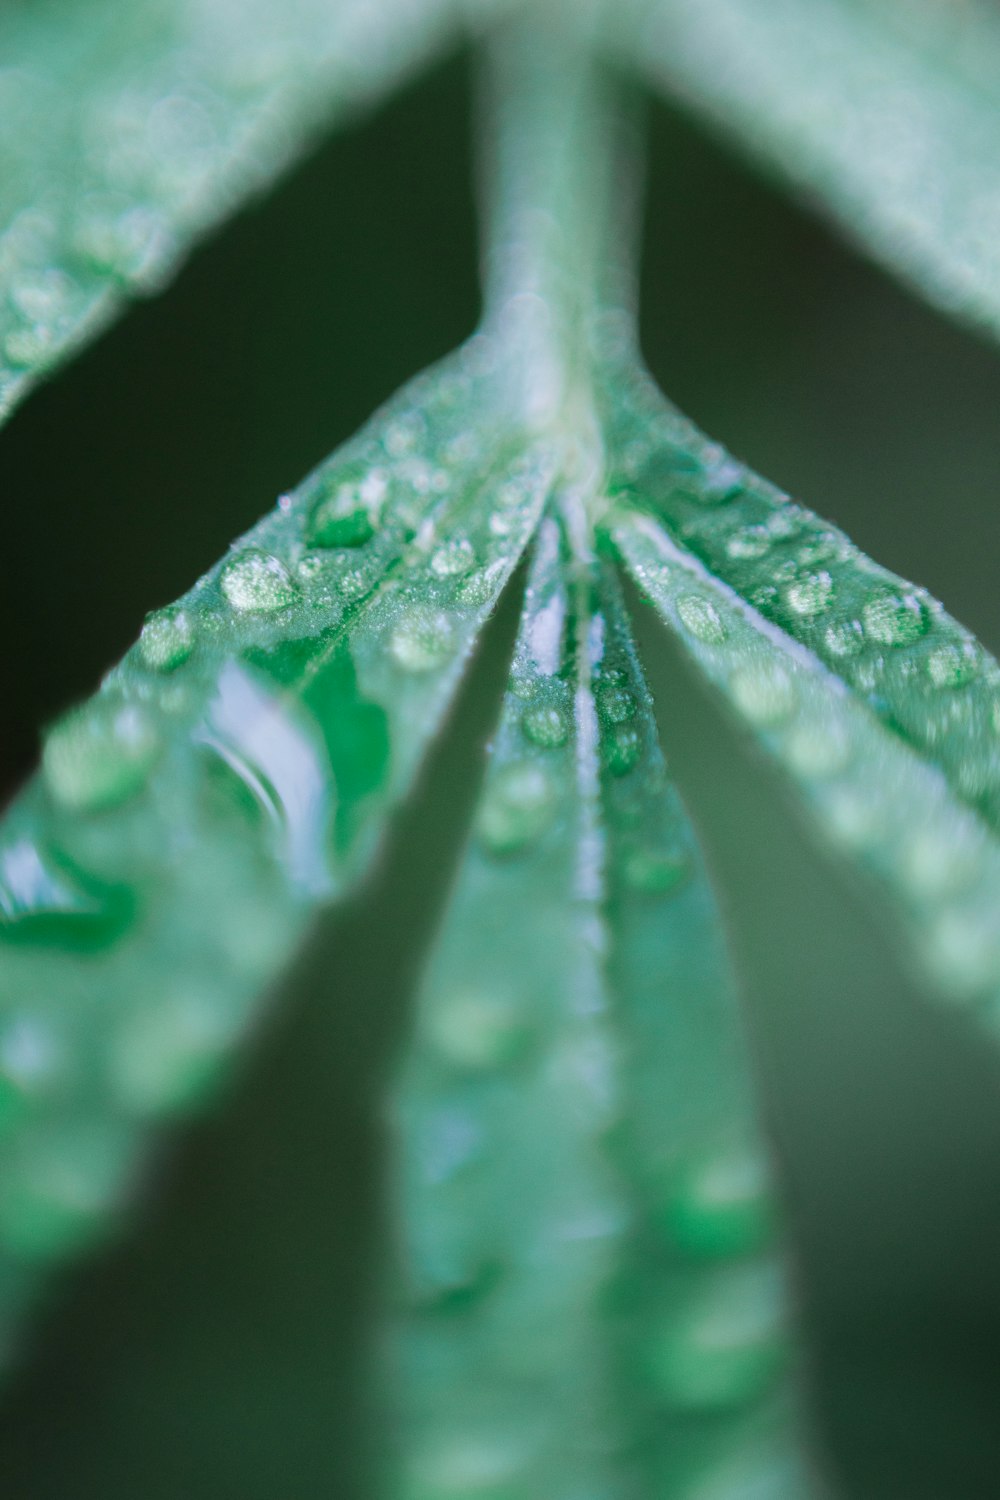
[823,619,864,658]
[220,549,297,613]
[623,847,689,894]
[729,666,795,727]
[784,570,833,618]
[677,593,727,644]
[690,457,744,505]
[644,1260,788,1410]
[796,532,844,567]
[425,989,530,1071]
[10,269,72,324]
[74,196,170,283]
[297,555,324,582]
[927,641,978,688]
[521,701,569,748]
[765,506,805,541]
[925,906,1000,997]
[139,607,194,671]
[478,762,556,855]
[337,566,370,601]
[0,840,125,946]
[384,413,423,456]
[862,589,929,645]
[824,785,880,849]
[43,701,161,812]
[900,829,981,901]
[603,723,642,776]
[390,606,455,672]
[3,325,52,367]
[783,721,849,778]
[597,681,637,724]
[660,1149,775,1258]
[430,537,476,578]
[306,480,375,548]
[725,526,771,561]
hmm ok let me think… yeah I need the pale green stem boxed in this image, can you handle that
[477,0,643,457]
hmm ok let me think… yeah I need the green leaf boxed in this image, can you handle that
[0,0,483,426]
[385,516,812,1497]
[0,334,552,1356]
[602,352,1000,1012]
[616,0,1000,340]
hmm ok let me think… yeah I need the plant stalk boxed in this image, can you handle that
[476,0,643,455]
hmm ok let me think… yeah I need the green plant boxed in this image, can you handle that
[2,0,1000,1493]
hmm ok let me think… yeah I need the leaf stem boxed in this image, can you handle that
[477,0,643,451]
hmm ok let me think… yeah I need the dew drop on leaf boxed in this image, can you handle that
[603,722,642,776]
[477,762,556,856]
[390,606,455,672]
[597,680,637,724]
[424,989,529,1072]
[823,619,865,658]
[622,846,689,894]
[43,702,161,811]
[138,606,194,671]
[783,570,834,618]
[862,589,930,645]
[729,667,795,727]
[927,641,979,688]
[306,481,375,548]
[643,1262,788,1411]
[687,457,744,505]
[661,1149,775,1258]
[783,723,850,779]
[677,593,727,644]
[725,526,772,561]
[430,537,476,578]
[220,548,297,613]
[521,701,569,748]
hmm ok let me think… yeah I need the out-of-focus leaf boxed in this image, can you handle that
[616,0,1000,341]
[385,515,813,1497]
[0,0,499,425]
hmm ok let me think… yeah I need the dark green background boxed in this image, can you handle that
[1,47,999,1498]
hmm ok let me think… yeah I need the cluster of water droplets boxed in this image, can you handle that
[390,522,627,1498]
[0,338,553,1359]
[592,563,802,1497]
[616,509,1000,1012]
[387,530,805,1496]
[602,359,1000,833]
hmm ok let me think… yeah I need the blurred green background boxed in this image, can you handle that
[1,44,1000,1498]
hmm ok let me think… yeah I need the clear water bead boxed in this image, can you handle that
[220,549,297,613]
[139,607,194,671]
[784,570,833,618]
[862,589,930,645]
[43,701,161,812]
[390,607,455,672]
[677,593,727,644]
[521,702,569,748]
